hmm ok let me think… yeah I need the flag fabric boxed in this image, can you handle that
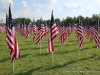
[85,24,90,39]
[90,26,96,42]
[6,5,20,62]
[43,26,48,38]
[59,19,67,45]
[5,14,10,49]
[32,25,37,41]
[25,26,30,39]
[0,26,5,33]
[36,24,45,44]
[48,10,58,53]
[31,18,37,41]
[19,23,25,37]
[76,21,83,51]
[36,17,45,44]
[67,25,71,37]
[94,25,100,48]
[85,28,90,39]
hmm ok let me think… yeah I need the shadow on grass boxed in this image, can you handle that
[42,41,48,44]
[68,40,76,42]
[0,44,6,47]
[56,50,78,54]
[33,47,47,50]
[82,47,89,51]
[79,54,96,61]
[46,60,76,70]
[71,43,77,45]
[0,57,10,63]
[45,54,96,70]
[83,41,90,44]
[64,44,70,46]
[54,41,60,43]
[94,56,100,60]
[15,67,41,75]
[20,48,28,51]
[23,40,33,42]
[20,54,30,59]
[20,46,47,51]
[92,46,96,48]
[36,53,49,56]
[54,45,61,48]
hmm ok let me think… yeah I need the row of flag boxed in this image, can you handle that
[0,4,99,63]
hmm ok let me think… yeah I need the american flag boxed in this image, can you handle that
[43,26,48,38]
[32,18,37,40]
[67,24,71,37]
[32,25,37,41]
[0,26,5,33]
[6,5,20,62]
[85,24,90,39]
[36,17,45,44]
[94,25,100,48]
[59,19,67,45]
[25,25,30,39]
[48,10,58,53]
[76,20,83,51]
[19,23,25,37]
[90,25,96,42]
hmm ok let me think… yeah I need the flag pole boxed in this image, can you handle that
[61,45,62,51]
[13,60,15,73]
[33,38,34,48]
[40,41,41,54]
[96,47,98,55]
[52,53,54,66]
[78,49,80,60]
[27,34,29,43]
[40,33,41,54]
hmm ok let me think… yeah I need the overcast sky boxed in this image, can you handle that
[0,0,100,22]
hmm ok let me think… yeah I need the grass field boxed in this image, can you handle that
[0,31,100,75]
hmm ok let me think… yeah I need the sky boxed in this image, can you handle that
[0,0,100,22]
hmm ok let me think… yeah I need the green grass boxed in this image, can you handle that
[0,31,100,75]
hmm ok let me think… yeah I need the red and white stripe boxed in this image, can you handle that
[59,27,67,45]
[32,25,37,41]
[90,27,96,42]
[36,24,45,44]
[76,25,83,51]
[94,28,100,48]
[85,28,90,39]
[6,27,20,62]
[48,23,58,53]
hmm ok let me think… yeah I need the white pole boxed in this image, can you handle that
[96,47,98,59]
[28,37,29,43]
[33,41,34,48]
[78,50,80,60]
[61,45,62,51]
[89,40,91,56]
[13,60,15,73]
[40,41,41,54]
[52,53,54,66]
[40,33,41,54]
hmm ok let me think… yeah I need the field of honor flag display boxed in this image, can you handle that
[1,4,100,75]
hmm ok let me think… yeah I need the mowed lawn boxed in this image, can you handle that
[0,31,100,75]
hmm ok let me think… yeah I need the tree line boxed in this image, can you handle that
[13,14,100,27]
